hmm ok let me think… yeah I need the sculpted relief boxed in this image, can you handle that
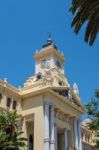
[55,108,72,123]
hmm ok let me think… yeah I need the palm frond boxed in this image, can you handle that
[70,0,99,45]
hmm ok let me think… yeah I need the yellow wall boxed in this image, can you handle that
[22,95,44,150]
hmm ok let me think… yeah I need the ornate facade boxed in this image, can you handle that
[0,37,86,150]
[81,119,99,150]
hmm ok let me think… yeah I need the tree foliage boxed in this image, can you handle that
[85,90,99,145]
[70,0,99,45]
[0,111,27,150]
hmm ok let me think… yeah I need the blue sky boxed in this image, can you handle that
[0,0,98,106]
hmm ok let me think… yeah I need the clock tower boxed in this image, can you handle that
[34,36,65,75]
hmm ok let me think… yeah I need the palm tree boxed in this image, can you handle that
[70,0,99,45]
[0,111,27,150]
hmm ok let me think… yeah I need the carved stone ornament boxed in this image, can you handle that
[55,108,71,123]
[73,83,79,96]
[43,71,53,85]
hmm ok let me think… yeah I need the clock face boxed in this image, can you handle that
[41,59,50,69]
[41,59,46,68]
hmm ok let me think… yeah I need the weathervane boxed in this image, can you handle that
[47,32,53,44]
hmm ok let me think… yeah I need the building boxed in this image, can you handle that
[0,37,85,150]
[81,119,99,150]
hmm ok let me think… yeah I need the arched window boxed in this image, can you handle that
[29,134,33,150]
[56,60,61,69]
[36,72,42,81]
[13,100,17,110]
[0,93,2,103]
[7,98,11,107]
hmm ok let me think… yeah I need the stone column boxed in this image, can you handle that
[83,133,85,142]
[78,120,82,150]
[64,128,68,150]
[73,118,78,150]
[54,124,57,150]
[44,103,50,150]
[50,105,55,150]
[71,119,74,147]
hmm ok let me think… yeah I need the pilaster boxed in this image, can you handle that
[44,102,50,150]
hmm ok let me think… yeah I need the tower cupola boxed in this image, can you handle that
[42,35,57,50]
[34,36,65,75]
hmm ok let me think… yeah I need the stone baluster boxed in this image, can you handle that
[83,133,85,142]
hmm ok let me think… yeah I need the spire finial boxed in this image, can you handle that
[48,32,52,40]
[47,32,52,44]
[42,33,57,49]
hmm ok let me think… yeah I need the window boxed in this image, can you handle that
[13,100,17,110]
[7,98,11,107]
[56,60,62,69]
[59,81,62,86]
[88,136,89,143]
[0,93,2,98]
[29,134,33,150]
[41,59,46,68]
[36,72,42,81]
[96,141,99,147]
[0,93,2,102]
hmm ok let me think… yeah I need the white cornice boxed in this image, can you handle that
[20,86,85,114]
[0,80,19,95]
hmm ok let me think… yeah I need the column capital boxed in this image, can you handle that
[73,117,79,122]
[64,128,67,132]
[44,101,50,106]
[50,103,55,110]
[78,119,82,123]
